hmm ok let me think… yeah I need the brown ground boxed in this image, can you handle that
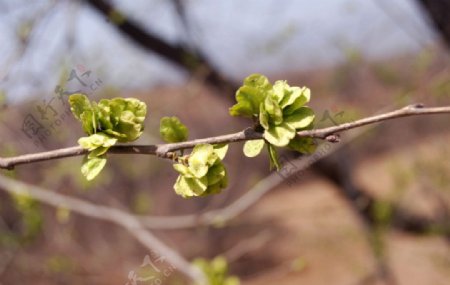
[237,134,450,285]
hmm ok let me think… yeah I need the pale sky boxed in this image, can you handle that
[0,0,436,102]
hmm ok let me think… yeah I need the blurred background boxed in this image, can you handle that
[0,0,449,284]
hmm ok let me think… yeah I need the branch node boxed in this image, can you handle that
[166,152,177,160]
[325,134,341,143]
[155,145,171,159]
[244,127,262,139]
[410,103,425,109]
[156,150,167,158]
[0,159,13,170]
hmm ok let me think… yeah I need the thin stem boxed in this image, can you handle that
[1,104,450,170]
[296,104,450,139]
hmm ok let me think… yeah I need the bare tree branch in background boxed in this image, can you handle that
[0,174,206,285]
[170,0,195,47]
[82,0,236,94]
[416,0,450,47]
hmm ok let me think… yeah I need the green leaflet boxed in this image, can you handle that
[190,144,216,168]
[263,122,296,147]
[229,74,272,117]
[69,94,147,181]
[173,163,193,178]
[173,144,229,198]
[283,87,311,115]
[78,133,117,151]
[264,95,283,125]
[243,139,265,157]
[193,256,240,285]
[259,102,270,129]
[213,144,229,160]
[174,175,208,197]
[207,163,227,185]
[267,143,281,171]
[87,146,110,159]
[81,156,107,181]
[79,109,96,135]
[288,137,317,154]
[159,116,189,143]
[69,94,92,121]
[284,107,315,129]
[279,86,302,108]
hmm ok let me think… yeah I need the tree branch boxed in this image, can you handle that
[1,104,449,170]
[0,174,206,285]
[138,133,350,230]
[296,103,450,139]
[83,0,235,93]
[416,0,450,48]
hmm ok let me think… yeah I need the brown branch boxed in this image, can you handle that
[0,128,261,169]
[83,0,235,94]
[1,104,450,170]
[296,103,450,139]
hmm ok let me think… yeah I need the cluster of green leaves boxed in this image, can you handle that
[68,74,317,198]
[160,117,229,198]
[193,256,240,285]
[230,74,316,169]
[173,144,228,198]
[69,94,146,180]
[159,116,189,143]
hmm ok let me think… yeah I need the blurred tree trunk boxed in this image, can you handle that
[417,0,450,47]
[83,0,236,95]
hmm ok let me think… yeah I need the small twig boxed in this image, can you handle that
[139,138,350,230]
[1,104,449,170]
[139,171,285,229]
[0,174,206,285]
[223,230,274,263]
[0,146,87,170]
[0,128,261,169]
[296,104,450,139]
